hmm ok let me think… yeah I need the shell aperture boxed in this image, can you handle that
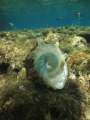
[27,39,68,89]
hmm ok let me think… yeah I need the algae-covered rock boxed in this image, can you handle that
[0,26,90,120]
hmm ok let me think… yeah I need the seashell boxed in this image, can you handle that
[25,39,68,90]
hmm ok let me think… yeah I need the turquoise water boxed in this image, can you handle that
[0,0,90,31]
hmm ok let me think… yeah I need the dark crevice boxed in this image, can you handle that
[13,68,20,73]
[77,34,90,43]
[50,107,60,119]
[0,62,10,74]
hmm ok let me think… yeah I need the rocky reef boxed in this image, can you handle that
[0,26,90,120]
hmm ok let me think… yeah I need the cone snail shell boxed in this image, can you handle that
[27,39,68,90]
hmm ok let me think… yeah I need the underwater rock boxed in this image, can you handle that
[0,27,90,120]
[42,28,56,36]
[44,32,61,43]
[71,36,87,47]
[24,39,68,89]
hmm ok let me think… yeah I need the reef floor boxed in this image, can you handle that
[0,25,90,120]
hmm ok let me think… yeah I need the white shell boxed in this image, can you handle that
[29,39,68,90]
